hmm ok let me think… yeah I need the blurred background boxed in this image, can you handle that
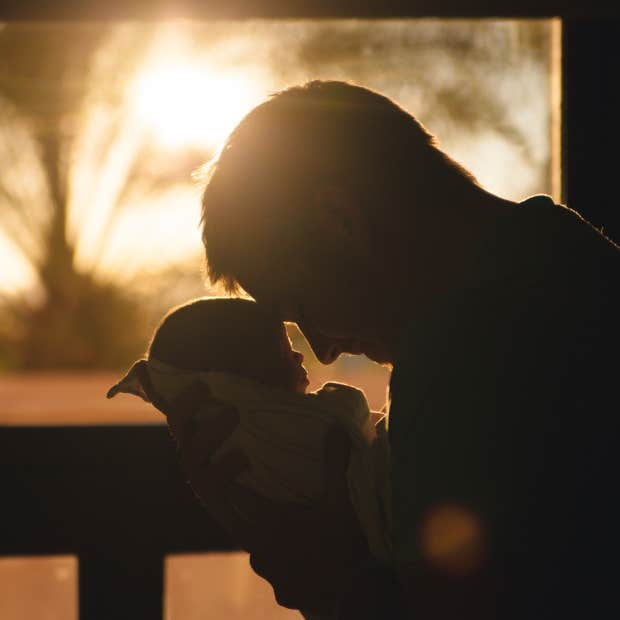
[0,18,558,619]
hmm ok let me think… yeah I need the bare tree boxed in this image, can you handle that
[0,22,182,369]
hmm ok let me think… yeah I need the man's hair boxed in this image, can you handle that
[200,80,477,293]
[148,297,281,373]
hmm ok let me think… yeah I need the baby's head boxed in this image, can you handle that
[148,297,309,394]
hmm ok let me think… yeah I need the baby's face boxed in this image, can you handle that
[278,324,310,394]
[252,323,309,394]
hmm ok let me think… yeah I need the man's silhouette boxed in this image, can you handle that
[169,81,619,619]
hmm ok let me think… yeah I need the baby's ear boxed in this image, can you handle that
[106,360,152,402]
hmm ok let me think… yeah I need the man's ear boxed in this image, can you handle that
[313,183,370,253]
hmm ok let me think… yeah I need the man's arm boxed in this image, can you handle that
[335,555,493,620]
[161,383,494,619]
[162,391,379,614]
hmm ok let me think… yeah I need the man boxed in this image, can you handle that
[167,81,619,618]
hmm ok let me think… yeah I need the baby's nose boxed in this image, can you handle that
[293,351,304,364]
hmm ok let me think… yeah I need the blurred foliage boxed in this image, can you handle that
[1,274,147,370]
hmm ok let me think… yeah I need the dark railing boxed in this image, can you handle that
[1,426,236,619]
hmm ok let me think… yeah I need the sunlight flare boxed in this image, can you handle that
[131,63,264,150]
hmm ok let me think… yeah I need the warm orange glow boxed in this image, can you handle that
[0,230,37,294]
[0,556,78,619]
[419,503,484,575]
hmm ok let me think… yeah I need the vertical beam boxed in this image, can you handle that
[562,19,620,243]
[78,550,164,620]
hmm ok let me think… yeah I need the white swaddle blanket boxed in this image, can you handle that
[109,358,392,565]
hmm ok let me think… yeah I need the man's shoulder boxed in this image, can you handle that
[389,195,620,419]
[524,194,620,271]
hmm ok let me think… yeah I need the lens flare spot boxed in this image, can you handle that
[420,503,484,575]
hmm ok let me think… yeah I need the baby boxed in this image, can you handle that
[107,297,391,570]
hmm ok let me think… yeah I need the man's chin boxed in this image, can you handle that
[364,353,390,366]
[360,343,392,366]
[336,338,390,365]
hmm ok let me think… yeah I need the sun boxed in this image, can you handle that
[131,62,264,150]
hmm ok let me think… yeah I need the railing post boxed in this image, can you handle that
[78,549,164,620]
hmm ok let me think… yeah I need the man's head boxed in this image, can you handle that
[148,297,309,393]
[200,80,482,365]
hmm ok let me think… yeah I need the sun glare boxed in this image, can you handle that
[131,63,264,150]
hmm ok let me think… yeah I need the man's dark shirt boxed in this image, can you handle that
[388,195,619,618]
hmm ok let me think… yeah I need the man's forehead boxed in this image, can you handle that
[257,296,295,322]
[238,277,294,319]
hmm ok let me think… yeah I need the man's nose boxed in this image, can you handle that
[315,344,341,365]
[300,324,342,365]
[292,351,304,364]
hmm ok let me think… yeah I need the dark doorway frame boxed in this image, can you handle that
[2,4,618,618]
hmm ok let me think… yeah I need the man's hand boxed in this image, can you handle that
[235,430,372,613]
